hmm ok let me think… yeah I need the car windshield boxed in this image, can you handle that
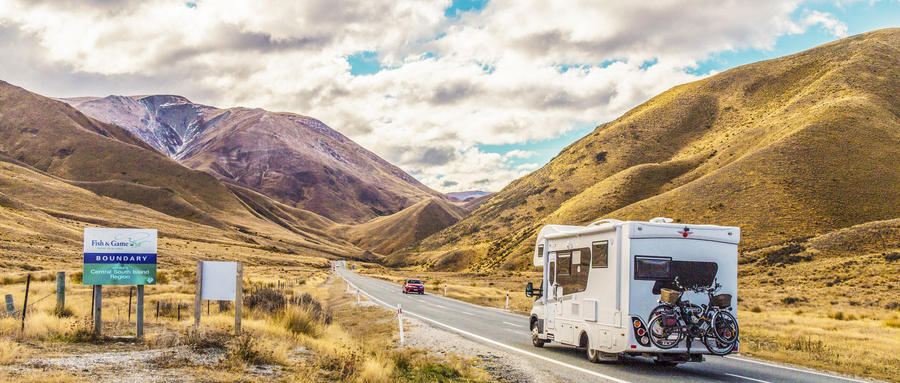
[407,279,421,284]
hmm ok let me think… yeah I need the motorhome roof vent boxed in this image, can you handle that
[649,217,674,223]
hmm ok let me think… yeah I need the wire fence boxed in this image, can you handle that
[2,289,59,320]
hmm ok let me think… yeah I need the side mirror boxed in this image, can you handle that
[525,282,542,298]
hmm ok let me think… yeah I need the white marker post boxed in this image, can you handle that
[398,303,404,345]
[506,292,510,310]
[356,288,360,303]
[444,283,447,296]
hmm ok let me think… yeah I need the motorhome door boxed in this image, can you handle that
[547,254,557,330]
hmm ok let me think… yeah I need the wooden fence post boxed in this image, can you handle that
[56,272,65,315]
[4,294,13,316]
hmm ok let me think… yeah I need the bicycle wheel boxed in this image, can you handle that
[703,331,734,355]
[711,311,739,344]
[648,315,682,349]
[648,304,670,321]
[703,312,737,356]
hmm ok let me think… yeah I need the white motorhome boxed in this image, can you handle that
[525,218,739,364]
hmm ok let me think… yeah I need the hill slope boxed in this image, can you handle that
[332,198,467,256]
[64,95,446,224]
[0,81,366,267]
[394,28,900,271]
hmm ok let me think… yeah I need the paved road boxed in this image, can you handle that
[334,261,876,383]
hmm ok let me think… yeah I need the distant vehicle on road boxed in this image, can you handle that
[402,278,425,294]
[525,217,740,365]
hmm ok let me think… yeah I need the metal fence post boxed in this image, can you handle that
[21,275,32,331]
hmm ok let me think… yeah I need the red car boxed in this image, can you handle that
[402,278,425,294]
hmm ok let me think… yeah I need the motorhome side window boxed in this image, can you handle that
[634,256,671,280]
[591,241,608,268]
[555,249,590,295]
[536,244,544,258]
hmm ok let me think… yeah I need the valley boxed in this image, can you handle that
[1,28,900,383]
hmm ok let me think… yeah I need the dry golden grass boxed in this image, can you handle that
[740,310,900,382]
[0,265,494,382]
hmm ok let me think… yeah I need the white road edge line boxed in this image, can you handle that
[503,321,524,328]
[338,272,631,383]
[726,357,873,383]
[725,373,772,383]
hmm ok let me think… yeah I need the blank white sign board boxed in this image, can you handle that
[200,261,238,301]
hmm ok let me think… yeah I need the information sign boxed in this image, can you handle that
[200,261,238,301]
[83,228,158,285]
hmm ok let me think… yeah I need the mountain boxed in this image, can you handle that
[391,28,900,271]
[63,95,447,224]
[0,80,366,269]
[446,191,492,201]
[331,198,467,256]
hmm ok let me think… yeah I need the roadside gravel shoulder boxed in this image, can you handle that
[399,312,559,383]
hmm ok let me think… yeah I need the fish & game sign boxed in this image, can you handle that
[83,228,157,285]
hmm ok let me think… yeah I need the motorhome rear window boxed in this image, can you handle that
[634,256,671,280]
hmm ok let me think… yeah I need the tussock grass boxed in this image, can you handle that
[0,337,29,365]
[0,257,496,383]
[740,309,900,381]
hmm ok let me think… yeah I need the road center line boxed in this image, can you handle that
[462,311,475,316]
[337,271,631,383]
[724,373,772,383]
[503,321,524,328]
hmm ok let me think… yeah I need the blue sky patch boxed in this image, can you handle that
[348,51,384,76]
[445,0,490,17]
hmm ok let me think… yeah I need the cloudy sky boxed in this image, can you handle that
[1,0,898,193]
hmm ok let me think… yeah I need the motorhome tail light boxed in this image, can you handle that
[631,317,651,347]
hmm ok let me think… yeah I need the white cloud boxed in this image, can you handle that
[0,0,865,193]
[504,150,538,159]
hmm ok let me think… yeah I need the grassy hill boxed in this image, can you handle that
[0,81,372,275]
[397,28,900,271]
[333,198,467,256]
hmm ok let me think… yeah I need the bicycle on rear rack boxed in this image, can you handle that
[646,277,739,355]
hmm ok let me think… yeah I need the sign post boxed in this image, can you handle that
[83,228,157,337]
